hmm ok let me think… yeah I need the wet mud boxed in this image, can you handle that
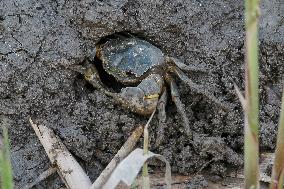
[0,0,283,188]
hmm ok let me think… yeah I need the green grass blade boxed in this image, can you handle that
[244,0,260,188]
[0,126,13,189]
[269,90,284,189]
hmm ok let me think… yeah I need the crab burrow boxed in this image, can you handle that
[74,33,232,145]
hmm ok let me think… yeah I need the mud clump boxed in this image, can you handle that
[0,0,283,188]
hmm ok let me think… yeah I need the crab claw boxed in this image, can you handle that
[119,87,158,115]
[118,74,164,115]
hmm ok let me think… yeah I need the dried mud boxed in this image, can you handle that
[0,0,283,188]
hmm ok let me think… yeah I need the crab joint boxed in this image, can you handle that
[144,94,160,100]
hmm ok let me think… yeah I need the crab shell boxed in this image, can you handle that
[96,37,166,84]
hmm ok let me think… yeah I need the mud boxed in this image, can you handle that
[0,0,283,188]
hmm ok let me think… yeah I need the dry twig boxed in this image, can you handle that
[91,125,144,189]
[29,118,92,189]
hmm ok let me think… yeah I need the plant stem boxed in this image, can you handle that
[269,90,284,189]
[244,0,260,188]
[0,126,13,189]
[142,109,156,189]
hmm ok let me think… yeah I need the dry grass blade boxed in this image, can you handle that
[102,109,171,189]
[102,148,171,189]
[29,118,92,189]
[269,90,284,189]
[142,109,156,189]
[234,83,246,110]
[91,125,144,189]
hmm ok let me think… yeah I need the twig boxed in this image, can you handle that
[90,125,144,189]
[22,167,57,189]
[29,118,92,189]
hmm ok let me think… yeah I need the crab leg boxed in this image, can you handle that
[82,64,132,103]
[167,56,209,73]
[155,88,167,146]
[67,63,118,97]
[167,76,193,139]
[84,65,106,90]
[173,67,232,111]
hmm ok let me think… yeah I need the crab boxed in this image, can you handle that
[76,34,229,145]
